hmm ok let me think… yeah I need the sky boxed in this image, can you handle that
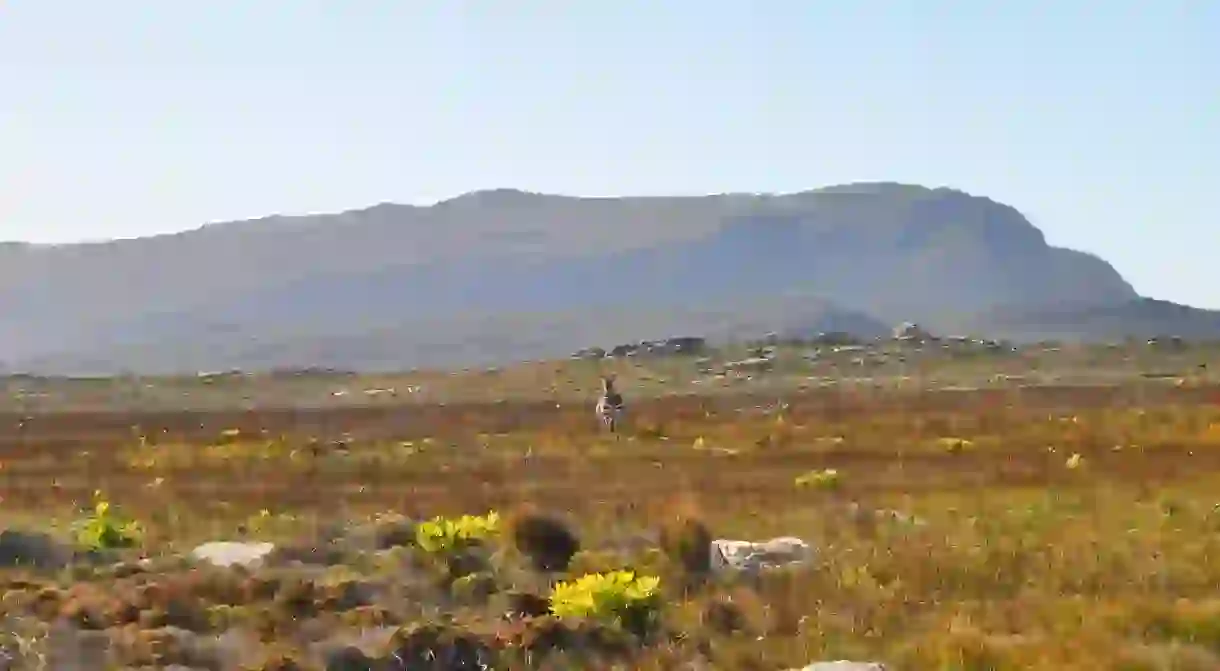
[1,2,1217,306]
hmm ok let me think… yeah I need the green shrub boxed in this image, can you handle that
[414,511,500,555]
[450,571,498,605]
[794,468,842,490]
[549,570,662,635]
[72,494,142,550]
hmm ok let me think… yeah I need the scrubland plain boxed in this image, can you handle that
[2,355,1220,668]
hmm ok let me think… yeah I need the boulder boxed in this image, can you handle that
[190,541,276,568]
[710,536,813,573]
[893,321,934,341]
[793,663,888,671]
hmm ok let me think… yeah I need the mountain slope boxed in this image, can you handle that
[951,298,1220,343]
[19,296,889,375]
[0,182,1207,373]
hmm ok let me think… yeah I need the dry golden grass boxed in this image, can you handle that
[3,373,1220,667]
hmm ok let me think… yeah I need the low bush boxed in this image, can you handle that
[549,570,662,637]
[414,511,500,556]
[72,493,143,550]
[507,505,581,572]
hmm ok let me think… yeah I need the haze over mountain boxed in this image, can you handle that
[1,182,1213,374]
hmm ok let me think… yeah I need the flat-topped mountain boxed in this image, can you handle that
[0,182,1208,374]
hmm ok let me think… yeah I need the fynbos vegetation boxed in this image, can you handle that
[2,354,1220,667]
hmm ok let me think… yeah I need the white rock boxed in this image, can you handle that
[710,536,813,573]
[794,663,888,671]
[191,541,275,568]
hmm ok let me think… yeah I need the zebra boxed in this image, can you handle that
[595,375,625,434]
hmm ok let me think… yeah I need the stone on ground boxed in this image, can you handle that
[710,536,813,573]
[190,541,276,568]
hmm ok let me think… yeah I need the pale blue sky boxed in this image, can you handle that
[1,2,1217,305]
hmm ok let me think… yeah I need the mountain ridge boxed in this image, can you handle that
[0,182,1210,374]
[0,183,1021,246]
